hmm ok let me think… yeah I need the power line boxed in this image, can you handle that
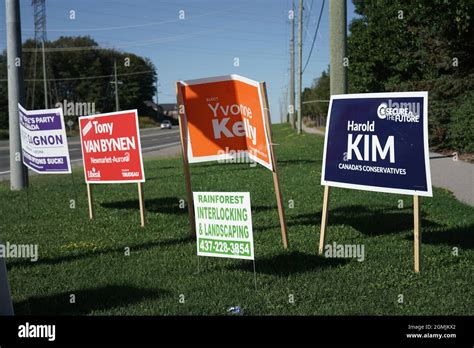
[0,69,155,82]
[18,26,290,54]
[17,20,289,53]
[306,0,314,20]
[17,8,233,33]
[302,0,325,73]
[18,39,318,64]
[302,0,313,42]
[21,30,216,52]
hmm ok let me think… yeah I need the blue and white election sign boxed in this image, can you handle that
[321,92,432,197]
[18,104,71,174]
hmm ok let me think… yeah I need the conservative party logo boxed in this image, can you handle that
[377,99,420,123]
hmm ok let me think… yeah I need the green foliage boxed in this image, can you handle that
[302,68,330,120]
[0,36,156,128]
[348,0,474,151]
[138,115,160,129]
[0,129,9,140]
[392,75,474,147]
[447,91,474,153]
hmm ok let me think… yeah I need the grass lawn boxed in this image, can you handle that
[1,124,472,315]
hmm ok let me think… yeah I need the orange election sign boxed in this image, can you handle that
[178,75,273,171]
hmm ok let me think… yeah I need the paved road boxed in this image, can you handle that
[0,127,181,176]
[429,152,474,206]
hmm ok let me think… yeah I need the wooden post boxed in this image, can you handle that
[86,183,94,220]
[138,182,145,227]
[260,82,289,249]
[413,195,421,273]
[176,82,196,237]
[318,185,331,254]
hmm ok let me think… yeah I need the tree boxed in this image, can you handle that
[0,36,156,130]
[347,0,474,151]
[302,68,330,123]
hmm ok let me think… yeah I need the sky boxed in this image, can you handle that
[0,0,357,123]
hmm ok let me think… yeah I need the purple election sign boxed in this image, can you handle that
[321,92,432,197]
[18,104,71,174]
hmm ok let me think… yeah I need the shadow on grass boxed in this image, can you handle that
[252,205,275,213]
[268,206,441,236]
[407,225,474,249]
[151,165,180,171]
[329,206,441,235]
[189,161,269,175]
[278,159,319,165]
[14,285,170,315]
[284,208,473,248]
[102,197,274,215]
[140,174,178,181]
[227,251,348,277]
[7,236,195,269]
[101,197,185,214]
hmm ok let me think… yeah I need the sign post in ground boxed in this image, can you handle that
[320,92,431,272]
[86,183,94,220]
[176,75,288,248]
[176,87,196,236]
[260,81,288,248]
[79,110,145,226]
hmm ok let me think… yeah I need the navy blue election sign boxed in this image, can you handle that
[321,92,432,197]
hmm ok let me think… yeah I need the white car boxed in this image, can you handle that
[160,120,172,129]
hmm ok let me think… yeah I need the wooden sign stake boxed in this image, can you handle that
[69,170,78,208]
[176,80,288,246]
[318,185,331,255]
[86,183,94,220]
[260,82,289,249]
[138,182,145,227]
[318,187,423,272]
[176,82,196,237]
[413,195,421,273]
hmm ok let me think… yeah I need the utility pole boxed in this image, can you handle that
[297,0,303,134]
[319,1,347,258]
[155,74,160,119]
[6,0,28,191]
[41,39,48,108]
[329,0,348,95]
[30,0,47,109]
[289,0,296,128]
[3,0,22,316]
[32,0,48,109]
[279,96,285,123]
[155,75,159,106]
[113,59,120,111]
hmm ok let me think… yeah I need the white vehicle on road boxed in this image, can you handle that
[160,120,172,129]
